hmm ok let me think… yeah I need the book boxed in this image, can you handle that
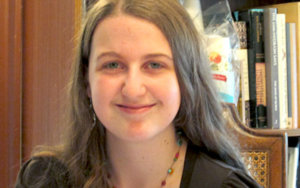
[286,23,298,129]
[235,21,250,126]
[254,10,267,129]
[287,138,299,188]
[234,9,267,128]
[268,2,300,128]
[264,8,280,129]
[277,14,288,129]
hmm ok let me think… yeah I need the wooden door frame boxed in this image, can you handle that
[0,0,23,187]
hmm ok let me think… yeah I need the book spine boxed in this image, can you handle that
[286,22,293,129]
[264,8,280,128]
[287,23,298,129]
[253,10,267,128]
[247,47,257,128]
[277,14,288,129]
[235,21,250,126]
[287,145,299,188]
[236,10,259,128]
[268,2,300,128]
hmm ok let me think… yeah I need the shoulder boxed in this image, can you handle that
[183,144,262,188]
[15,155,70,188]
[196,153,261,187]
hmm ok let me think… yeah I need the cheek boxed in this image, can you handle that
[90,76,118,110]
[156,77,181,111]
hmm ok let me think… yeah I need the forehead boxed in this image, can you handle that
[93,14,164,41]
[90,14,173,58]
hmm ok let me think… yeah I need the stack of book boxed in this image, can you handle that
[234,2,299,130]
[233,3,300,188]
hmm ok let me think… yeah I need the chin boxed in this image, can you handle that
[124,126,172,143]
[106,120,174,143]
[125,128,155,142]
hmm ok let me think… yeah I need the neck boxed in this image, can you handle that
[106,126,186,188]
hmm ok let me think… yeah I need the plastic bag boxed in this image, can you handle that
[180,0,241,104]
[202,0,241,105]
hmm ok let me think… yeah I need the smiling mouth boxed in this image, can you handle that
[116,104,155,114]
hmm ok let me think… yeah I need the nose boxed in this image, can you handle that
[121,68,146,100]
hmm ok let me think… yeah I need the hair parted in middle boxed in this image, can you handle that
[62,0,245,187]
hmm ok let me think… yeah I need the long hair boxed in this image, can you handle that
[62,0,246,187]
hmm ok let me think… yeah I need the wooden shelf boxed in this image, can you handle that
[280,129,300,137]
[257,128,300,137]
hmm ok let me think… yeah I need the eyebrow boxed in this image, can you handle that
[96,52,122,62]
[142,53,173,61]
[95,52,173,62]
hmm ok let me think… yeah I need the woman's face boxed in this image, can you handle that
[88,14,181,141]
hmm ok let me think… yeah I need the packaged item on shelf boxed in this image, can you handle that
[202,0,241,105]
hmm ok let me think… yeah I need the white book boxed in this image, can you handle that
[286,23,298,129]
[236,49,249,124]
[234,21,250,126]
[277,14,288,129]
[288,146,299,188]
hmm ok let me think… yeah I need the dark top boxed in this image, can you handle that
[16,143,262,188]
[180,143,262,188]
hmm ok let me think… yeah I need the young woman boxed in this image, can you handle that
[16,0,261,187]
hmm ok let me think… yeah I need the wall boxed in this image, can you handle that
[0,0,81,187]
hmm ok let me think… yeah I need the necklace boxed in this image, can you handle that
[108,131,183,188]
[161,132,183,187]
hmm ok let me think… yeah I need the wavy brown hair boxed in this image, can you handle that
[60,0,246,187]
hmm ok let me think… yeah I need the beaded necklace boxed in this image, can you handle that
[109,131,183,188]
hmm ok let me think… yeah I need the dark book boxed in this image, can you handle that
[234,9,267,128]
[264,8,280,128]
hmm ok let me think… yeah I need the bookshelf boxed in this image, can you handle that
[207,0,300,136]
[215,1,300,187]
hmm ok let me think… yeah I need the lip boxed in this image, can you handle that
[116,103,156,114]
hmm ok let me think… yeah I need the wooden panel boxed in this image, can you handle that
[0,0,22,187]
[22,0,79,160]
[225,104,287,188]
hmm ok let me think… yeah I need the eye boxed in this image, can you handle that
[103,62,120,69]
[99,61,126,74]
[147,62,163,69]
